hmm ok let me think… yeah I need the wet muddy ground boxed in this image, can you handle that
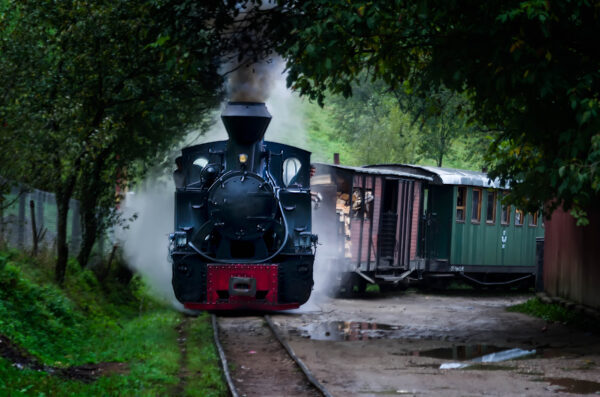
[268,291,600,396]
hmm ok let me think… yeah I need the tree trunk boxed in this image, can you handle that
[437,126,445,167]
[54,170,78,284]
[77,208,97,268]
[55,195,70,284]
[77,148,112,268]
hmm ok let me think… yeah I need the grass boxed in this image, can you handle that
[0,247,226,396]
[507,297,600,333]
[185,316,227,397]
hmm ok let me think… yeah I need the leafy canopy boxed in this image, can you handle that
[0,0,230,276]
[254,0,600,220]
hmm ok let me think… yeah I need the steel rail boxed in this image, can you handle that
[211,314,239,397]
[212,314,332,397]
[264,315,333,397]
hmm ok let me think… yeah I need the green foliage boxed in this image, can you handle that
[303,99,352,163]
[0,261,85,363]
[508,298,600,333]
[252,0,600,220]
[398,86,486,167]
[324,77,421,166]
[185,316,228,397]
[0,250,225,395]
[0,0,225,277]
[302,78,486,170]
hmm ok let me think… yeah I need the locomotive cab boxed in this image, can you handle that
[170,102,316,311]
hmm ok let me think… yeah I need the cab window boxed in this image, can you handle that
[283,157,302,186]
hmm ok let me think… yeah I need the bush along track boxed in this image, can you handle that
[508,297,600,334]
[0,249,226,396]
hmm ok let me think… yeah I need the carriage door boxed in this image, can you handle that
[418,186,433,259]
[379,179,399,265]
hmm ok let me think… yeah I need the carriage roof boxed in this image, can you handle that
[312,162,433,182]
[365,164,506,188]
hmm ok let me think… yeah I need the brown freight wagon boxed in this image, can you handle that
[311,163,432,293]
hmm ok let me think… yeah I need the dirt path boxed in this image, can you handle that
[173,316,191,396]
[217,316,320,397]
[268,290,600,396]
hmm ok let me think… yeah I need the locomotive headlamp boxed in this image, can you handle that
[239,153,248,164]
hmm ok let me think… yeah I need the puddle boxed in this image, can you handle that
[546,378,600,394]
[535,348,581,359]
[413,345,505,361]
[293,321,402,341]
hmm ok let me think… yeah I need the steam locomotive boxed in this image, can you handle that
[169,102,317,310]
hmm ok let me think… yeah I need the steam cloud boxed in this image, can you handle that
[119,61,335,312]
[119,181,184,310]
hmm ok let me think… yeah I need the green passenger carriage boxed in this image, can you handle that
[312,163,544,293]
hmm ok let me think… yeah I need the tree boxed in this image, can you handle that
[397,86,479,167]
[326,77,420,165]
[0,0,225,281]
[251,0,600,220]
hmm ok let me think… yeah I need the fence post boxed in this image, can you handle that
[17,191,26,248]
[36,190,44,233]
[30,200,38,256]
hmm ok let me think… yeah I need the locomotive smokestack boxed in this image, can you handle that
[221,102,272,145]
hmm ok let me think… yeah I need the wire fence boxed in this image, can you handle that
[0,186,82,254]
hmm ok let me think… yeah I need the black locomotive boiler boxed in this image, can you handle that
[169,102,317,310]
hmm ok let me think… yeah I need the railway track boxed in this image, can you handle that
[211,314,332,397]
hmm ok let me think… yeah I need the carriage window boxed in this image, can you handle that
[471,188,482,223]
[283,157,302,186]
[529,211,538,227]
[456,187,466,222]
[500,193,510,225]
[193,157,209,168]
[485,191,497,224]
[515,209,524,226]
[351,188,374,220]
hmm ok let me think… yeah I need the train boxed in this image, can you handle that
[311,162,544,294]
[169,102,317,310]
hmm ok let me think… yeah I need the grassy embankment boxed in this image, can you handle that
[0,248,226,396]
[508,298,600,333]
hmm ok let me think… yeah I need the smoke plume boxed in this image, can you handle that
[119,180,184,310]
[228,59,279,103]
[119,61,336,312]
